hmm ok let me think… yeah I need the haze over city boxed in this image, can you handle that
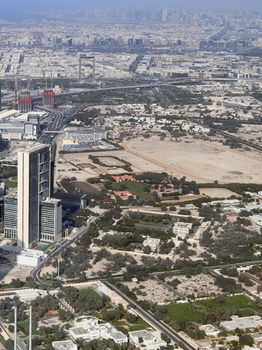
[0,0,262,350]
[0,0,262,20]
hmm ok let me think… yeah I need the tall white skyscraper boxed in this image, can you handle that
[17,144,51,248]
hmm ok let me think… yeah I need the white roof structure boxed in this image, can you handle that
[52,340,77,350]
[221,316,262,331]
[129,329,167,350]
[69,316,127,344]
[16,289,47,303]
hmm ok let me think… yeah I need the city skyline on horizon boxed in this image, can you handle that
[0,0,262,21]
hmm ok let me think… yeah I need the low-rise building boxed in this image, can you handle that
[173,222,192,239]
[250,215,262,234]
[221,315,262,331]
[63,127,107,145]
[16,249,45,268]
[69,316,127,345]
[252,333,262,348]
[112,175,135,182]
[112,190,134,201]
[129,329,167,350]
[199,324,220,337]
[143,236,161,252]
[52,340,78,350]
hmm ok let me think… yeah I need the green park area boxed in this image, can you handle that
[112,181,154,200]
[166,295,260,323]
[113,315,149,335]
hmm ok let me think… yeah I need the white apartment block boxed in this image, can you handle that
[143,236,161,252]
[129,329,167,350]
[69,316,127,345]
[173,222,193,239]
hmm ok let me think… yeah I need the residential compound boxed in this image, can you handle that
[4,144,62,248]
[68,316,127,345]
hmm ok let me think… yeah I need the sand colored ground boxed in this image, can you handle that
[59,136,262,184]
[200,188,238,198]
[122,137,262,184]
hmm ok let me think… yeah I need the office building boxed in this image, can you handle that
[18,91,33,113]
[40,198,62,243]
[43,90,55,108]
[17,144,51,248]
[4,194,17,240]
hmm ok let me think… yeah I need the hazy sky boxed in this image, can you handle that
[1,0,261,19]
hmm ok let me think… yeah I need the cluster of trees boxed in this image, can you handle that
[60,178,76,193]
[96,232,144,251]
[135,172,169,184]
[238,273,254,287]
[0,295,65,348]
[220,267,239,278]
[209,222,262,263]
[33,325,66,349]
[214,275,242,294]
[61,287,110,313]
[58,244,93,279]
[123,256,174,281]
[89,155,132,172]
[134,172,200,195]
[79,339,129,350]
[199,206,224,222]
[0,165,17,179]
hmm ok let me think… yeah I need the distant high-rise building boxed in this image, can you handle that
[17,144,51,248]
[4,194,17,240]
[161,9,168,23]
[18,91,33,113]
[40,198,62,243]
[43,90,55,108]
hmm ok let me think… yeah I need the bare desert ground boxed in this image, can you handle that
[60,136,262,184]
[200,188,238,198]
[122,137,262,183]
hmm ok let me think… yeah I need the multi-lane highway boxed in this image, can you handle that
[36,106,64,132]
[31,217,97,284]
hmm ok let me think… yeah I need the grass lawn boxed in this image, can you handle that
[166,303,204,323]
[198,295,257,312]
[5,178,17,188]
[112,181,154,200]
[135,222,165,232]
[114,316,148,335]
[166,295,259,323]
[18,321,37,335]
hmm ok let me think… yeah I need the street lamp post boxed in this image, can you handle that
[12,306,17,350]
[29,306,32,350]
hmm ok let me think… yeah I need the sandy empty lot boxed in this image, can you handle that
[60,136,262,184]
[96,156,126,167]
[200,188,238,198]
[122,137,262,183]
